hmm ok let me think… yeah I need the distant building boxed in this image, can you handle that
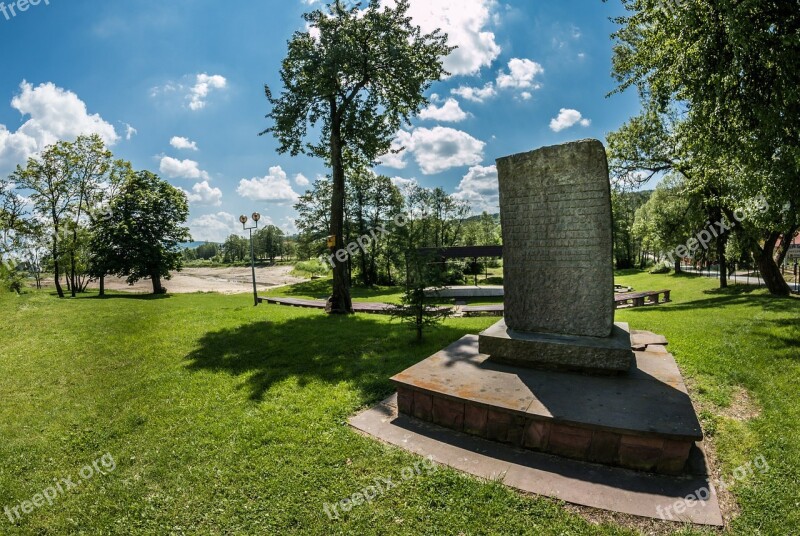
[788,234,800,262]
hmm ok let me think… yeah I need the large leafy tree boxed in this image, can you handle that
[14,142,76,298]
[91,171,190,294]
[609,0,800,295]
[62,135,114,297]
[262,0,452,313]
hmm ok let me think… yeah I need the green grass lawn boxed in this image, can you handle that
[1,272,798,534]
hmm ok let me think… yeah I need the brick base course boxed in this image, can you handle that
[397,386,693,475]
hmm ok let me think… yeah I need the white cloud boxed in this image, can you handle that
[159,156,210,180]
[0,81,119,174]
[451,83,497,103]
[188,212,240,243]
[280,217,299,235]
[189,74,227,111]
[419,98,470,122]
[520,91,532,101]
[380,127,485,175]
[391,0,501,76]
[390,176,419,193]
[151,73,227,111]
[496,58,544,90]
[549,108,592,132]
[294,173,310,187]
[181,181,222,206]
[305,0,501,75]
[453,164,499,214]
[170,136,198,151]
[122,122,137,140]
[236,166,300,203]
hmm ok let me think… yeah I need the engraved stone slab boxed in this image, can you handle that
[497,139,614,338]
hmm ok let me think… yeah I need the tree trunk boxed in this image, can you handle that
[674,258,682,273]
[754,234,791,296]
[99,274,105,297]
[52,233,64,298]
[717,236,728,289]
[327,105,353,314]
[151,273,164,294]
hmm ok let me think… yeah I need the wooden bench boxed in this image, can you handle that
[614,290,671,309]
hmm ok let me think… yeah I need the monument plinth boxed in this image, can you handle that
[478,139,634,373]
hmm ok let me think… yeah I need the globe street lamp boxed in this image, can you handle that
[241,212,261,306]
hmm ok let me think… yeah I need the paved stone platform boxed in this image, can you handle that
[350,395,722,526]
[391,335,702,475]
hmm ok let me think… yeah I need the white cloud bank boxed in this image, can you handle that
[159,156,210,181]
[380,127,485,175]
[181,181,223,206]
[399,0,501,76]
[453,164,499,214]
[188,212,240,243]
[0,81,119,174]
[450,58,544,104]
[496,58,544,90]
[419,98,470,122]
[236,166,300,203]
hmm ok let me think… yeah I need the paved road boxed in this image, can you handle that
[681,267,800,292]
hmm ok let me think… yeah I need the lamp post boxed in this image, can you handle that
[240,213,261,306]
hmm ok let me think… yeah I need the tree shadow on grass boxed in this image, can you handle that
[633,287,799,314]
[184,313,469,402]
[85,293,173,301]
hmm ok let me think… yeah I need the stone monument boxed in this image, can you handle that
[479,139,634,373]
[386,139,703,477]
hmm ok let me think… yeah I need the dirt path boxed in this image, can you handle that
[83,266,307,295]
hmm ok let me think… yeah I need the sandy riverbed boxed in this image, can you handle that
[73,266,308,294]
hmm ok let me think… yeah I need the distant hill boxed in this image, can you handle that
[463,212,500,223]
[180,241,219,250]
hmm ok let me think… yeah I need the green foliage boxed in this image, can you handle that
[293,259,330,278]
[631,175,706,269]
[263,0,453,162]
[90,171,191,294]
[608,0,800,294]
[391,250,453,342]
[254,225,286,263]
[0,259,24,294]
[264,0,453,311]
[611,188,651,268]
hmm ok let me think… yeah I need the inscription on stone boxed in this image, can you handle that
[497,139,614,338]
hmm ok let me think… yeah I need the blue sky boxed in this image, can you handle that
[0,0,642,242]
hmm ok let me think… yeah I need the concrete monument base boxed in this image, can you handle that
[390,333,702,476]
[479,319,635,374]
